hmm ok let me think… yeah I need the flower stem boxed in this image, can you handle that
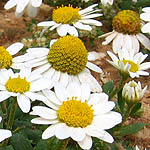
[109,76,128,99]
[2,98,18,146]
[1,101,7,115]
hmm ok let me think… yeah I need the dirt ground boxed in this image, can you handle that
[0,2,150,150]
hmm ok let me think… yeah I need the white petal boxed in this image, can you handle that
[43,68,55,78]
[122,34,132,51]
[74,22,92,31]
[88,52,97,61]
[102,32,118,45]
[30,78,50,91]
[112,33,123,53]
[26,47,49,55]
[130,35,140,53]
[20,67,31,78]
[137,70,149,76]
[50,39,58,47]
[27,73,42,82]
[51,71,61,82]
[56,24,69,36]
[42,89,62,105]
[31,63,51,75]
[4,0,17,10]
[78,71,102,92]
[43,99,59,110]
[86,62,102,73]
[16,0,30,13]
[31,0,42,7]
[42,124,58,139]
[54,83,68,102]
[142,7,150,13]
[24,91,47,101]
[93,101,115,115]
[141,23,150,33]
[0,91,10,102]
[50,23,61,31]
[79,19,102,26]
[78,135,92,150]
[82,13,102,19]
[136,33,150,50]
[70,128,85,142]
[55,123,71,140]
[27,4,37,18]
[17,94,31,113]
[0,129,12,142]
[107,51,119,64]
[59,72,68,87]
[38,21,56,27]
[139,62,150,70]
[80,83,91,102]
[67,25,79,37]
[66,82,81,99]
[0,117,2,123]
[31,117,58,125]
[140,13,150,21]
[32,106,57,119]
[93,111,122,129]
[88,93,108,106]
[7,42,23,55]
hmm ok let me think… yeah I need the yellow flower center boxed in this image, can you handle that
[47,36,88,75]
[52,5,81,24]
[5,76,30,94]
[57,98,93,128]
[0,46,12,69]
[112,10,141,34]
[119,60,139,72]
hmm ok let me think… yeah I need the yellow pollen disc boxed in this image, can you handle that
[52,4,81,24]
[58,98,93,128]
[5,75,30,94]
[47,36,88,75]
[112,10,141,34]
[0,46,12,69]
[119,60,139,72]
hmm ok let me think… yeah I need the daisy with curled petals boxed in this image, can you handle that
[0,42,23,69]
[140,7,150,34]
[0,116,12,143]
[12,36,103,92]
[107,48,150,78]
[99,10,150,54]
[101,0,114,5]
[0,68,51,113]
[4,0,42,18]
[37,4,102,37]
[30,82,122,150]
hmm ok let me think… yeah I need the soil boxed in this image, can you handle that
[0,2,150,150]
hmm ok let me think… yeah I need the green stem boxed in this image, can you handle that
[2,98,18,146]
[109,76,128,99]
[1,101,7,115]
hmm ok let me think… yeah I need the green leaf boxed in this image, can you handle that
[102,81,114,95]
[118,122,146,136]
[36,140,47,150]
[130,102,142,116]
[117,89,125,114]
[6,145,14,150]
[10,133,33,150]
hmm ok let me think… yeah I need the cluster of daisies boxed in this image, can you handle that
[0,0,150,149]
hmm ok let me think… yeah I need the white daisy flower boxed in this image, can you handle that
[37,4,102,37]
[0,43,23,69]
[101,0,114,5]
[99,10,150,54]
[0,68,51,113]
[4,0,42,18]
[30,82,122,150]
[107,48,150,78]
[122,80,147,104]
[0,116,12,143]
[12,36,103,92]
[140,7,150,34]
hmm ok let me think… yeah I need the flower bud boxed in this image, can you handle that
[122,80,147,104]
